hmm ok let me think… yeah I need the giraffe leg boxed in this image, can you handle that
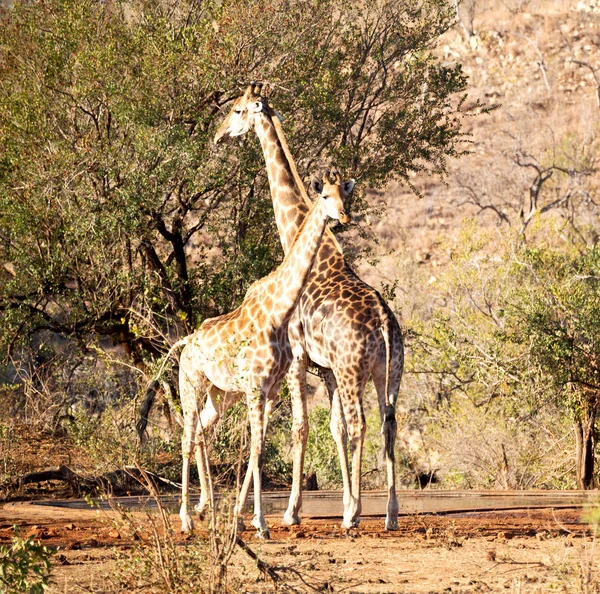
[179,357,203,533]
[337,374,367,530]
[236,387,270,539]
[263,387,277,441]
[193,387,238,518]
[323,371,355,528]
[283,351,308,526]
[193,423,210,518]
[180,408,197,533]
[372,363,399,531]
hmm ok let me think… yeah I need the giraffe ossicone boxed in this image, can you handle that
[177,168,354,538]
[215,83,404,532]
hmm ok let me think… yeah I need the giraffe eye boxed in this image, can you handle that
[234,109,242,114]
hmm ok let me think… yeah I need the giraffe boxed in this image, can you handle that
[177,169,353,538]
[214,83,404,531]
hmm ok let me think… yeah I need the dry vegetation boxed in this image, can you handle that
[354,0,600,492]
[2,0,600,592]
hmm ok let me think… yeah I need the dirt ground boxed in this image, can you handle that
[2,500,599,593]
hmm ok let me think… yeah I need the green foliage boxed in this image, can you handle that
[263,385,293,486]
[304,406,342,488]
[67,404,139,472]
[583,504,600,534]
[506,244,600,409]
[0,0,469,368]
[0,536,55,594]
[405,222,592,488]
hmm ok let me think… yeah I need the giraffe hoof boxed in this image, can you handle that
[385,520,400,531]
[341,517,360,530]
[252,515,271,539]
[194,502,208,520]
[256,527,271,540]
[180,517,194,533]
[282,511,301,526]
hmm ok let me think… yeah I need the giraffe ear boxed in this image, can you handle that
[311,178,323,194]
[343,179,355,194]
[273,109,284,122]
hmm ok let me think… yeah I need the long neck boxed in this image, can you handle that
[269,198,329,324]
[254,112,309,254]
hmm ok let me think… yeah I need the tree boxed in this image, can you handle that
[407,222,565,489]
[0,0,470,383]
[506,243,600,489]
[0,0,479,494]
[408,218,600,490]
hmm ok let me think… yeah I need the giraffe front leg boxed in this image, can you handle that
[338,378,367,530]
[235,390,270,539]
[324,372,355,529]
[283,354,308,526]
[251,419,270,538]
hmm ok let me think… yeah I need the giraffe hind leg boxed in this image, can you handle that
[373,362,399,531]
[335,370,369,531]
[235,385,271,539]
[283,353,308,526]
[179,355,211,533]
[193,387,238,518]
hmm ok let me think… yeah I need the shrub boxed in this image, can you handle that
[0,536,55,594]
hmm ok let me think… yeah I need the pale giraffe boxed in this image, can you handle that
[214,83,404,531]
[177,170,353,538]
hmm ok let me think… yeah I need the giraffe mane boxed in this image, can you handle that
[268,104,344,256]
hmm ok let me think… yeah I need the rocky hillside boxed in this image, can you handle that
[356,0,600,306]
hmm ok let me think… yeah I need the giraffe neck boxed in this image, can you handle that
[267,197,330,323]
[254,112,313,254]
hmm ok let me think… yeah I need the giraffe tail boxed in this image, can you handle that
[378,299,403,459]
[136,337,189,442]
[380,304,393,410]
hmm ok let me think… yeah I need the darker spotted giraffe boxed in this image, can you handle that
[215,83,404,531]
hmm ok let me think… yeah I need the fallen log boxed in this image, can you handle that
[18,465,179,494]
[20,465,89,487]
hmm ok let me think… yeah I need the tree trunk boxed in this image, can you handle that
[574,400,598,489]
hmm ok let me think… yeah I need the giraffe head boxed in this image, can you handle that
[214,82,279,144]
[312,169,353,225]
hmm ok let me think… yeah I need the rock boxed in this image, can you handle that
[55,554,70,566]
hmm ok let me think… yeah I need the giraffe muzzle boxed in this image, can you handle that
[214,128,228,144]
[339,211,350,225]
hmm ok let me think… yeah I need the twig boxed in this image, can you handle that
[235,535,282,584]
